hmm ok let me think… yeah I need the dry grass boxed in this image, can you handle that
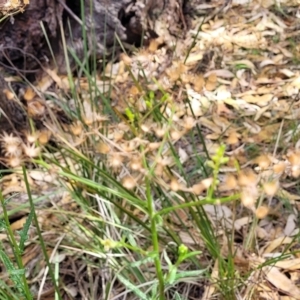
[1,0,300,299]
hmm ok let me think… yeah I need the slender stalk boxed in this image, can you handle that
[22,167,62,300]
[145,177,165,300]
[0,191,32,299]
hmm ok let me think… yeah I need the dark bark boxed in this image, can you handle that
[0,0,190,75]
[0,0,131,74]
[0,76,27,134]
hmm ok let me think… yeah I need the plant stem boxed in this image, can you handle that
[0,191,32,299]
[145,176,165,300]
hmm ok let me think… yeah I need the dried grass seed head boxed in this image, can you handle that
[96,141,111,154]
[23,143,41,158]
[38,130,51,145]
[263,180,279,197]
[25,131,39,143]
[224,174,238,190]
[291,165,300,178]
[1,133,23,157]
[122,176,137,190]
[287,151,300,166]
[238,169,258,187]
[240,187,258,209]
[109,153,124,169]
[147,142,161,151]
[70,121,83,136]
[129,155,143,171]
[170,177,181,192]
[255,206,269,219]
[1,132,22,146]
[254,155,271,169]
[6,156,23,168]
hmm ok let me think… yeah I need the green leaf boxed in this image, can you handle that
[117,273,149,300]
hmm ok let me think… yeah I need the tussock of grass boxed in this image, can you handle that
[2,1,300,300]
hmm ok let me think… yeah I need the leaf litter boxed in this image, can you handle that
[2,0,300,298]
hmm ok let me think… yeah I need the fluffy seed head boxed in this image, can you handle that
[254,155,271,169]
[1,132,22,147]
[1,133,22,157]
[6,156,23,168]
[238,169,257,187]
[23,144,41,158]
[263,181,279,197]
[273,162,286,174]
[70,122,83,136]
[224,174,238,190]
[292,166,300,178]
[255,206,269,219]
[38,130,51,145]
[96,142,110,154]
[240,187,258,208]
[288,151,300,166]
[129,156,143,171]
[147,142,161,151]
[27,100,45,117]
[109,153,124,169]
[25,131,38,143]
[170,177,180,192]
[122,176,137,190]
